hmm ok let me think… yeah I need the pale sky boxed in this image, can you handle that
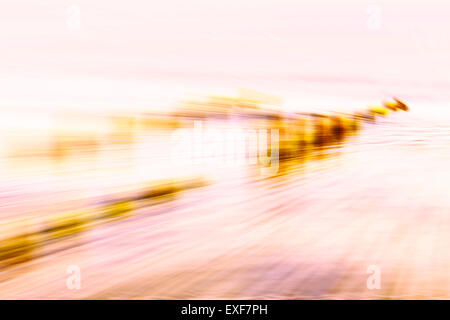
[1,0,449,112]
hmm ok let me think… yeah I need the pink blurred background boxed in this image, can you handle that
[1,0,450,112]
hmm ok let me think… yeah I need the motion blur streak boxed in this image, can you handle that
[0,0,450,299]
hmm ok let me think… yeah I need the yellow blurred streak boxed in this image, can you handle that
[369,105,390,117]
[46,210,92,239]
[100,200,135,221]
[0,219,40,267]
[383,101,399,111]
